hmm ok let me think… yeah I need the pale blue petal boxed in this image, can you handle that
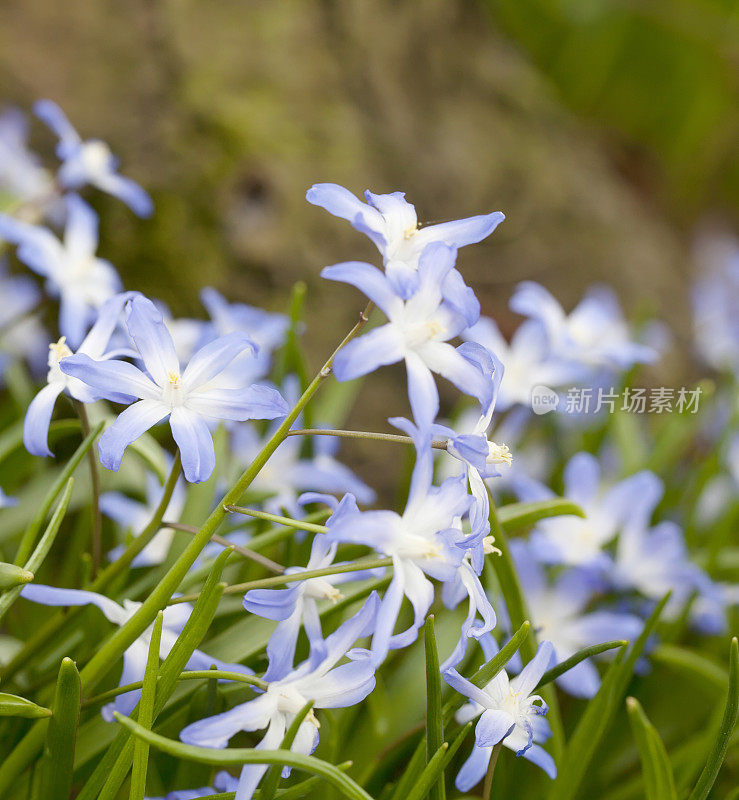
[523,744,557,778]
[243,585,301,621]
[94,171,153,217]
[510,641,555,696]
[415,211,505,250]
[20,583,127,624]
[455,744,492,793]
[23,383,64,457]
[476,709,516,747]
[33,100,80,146]
[60,353,158,402]
[310,658,376,708]
[332,325,404,381]
[99,399,170,472]
[306,183,370,224]
[405,352,439,425]
[563,453,601,507]
[169,407,216,483]
[182,332,256,390]
[187,384,288,422]
[321,261,401,317]
[125,295,180,386]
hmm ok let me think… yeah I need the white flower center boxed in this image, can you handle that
[404,318,446,349]
[304,577,343,603]
[47,337,73,384]
[487,441,513,466]
[270,684,320,727]
[80,140,113,175]
[161,371,186,407]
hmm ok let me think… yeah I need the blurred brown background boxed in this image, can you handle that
[1,0,737,460]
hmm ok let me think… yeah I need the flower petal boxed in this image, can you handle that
[60,353,159,402]
[476,708,516,747]
[332,324,404,382]
[125,295,180,386]
[182,332,257,390]
[20,583,128,625]
[99,399,170,472]
[23,382,64,457]
[187,384,288,422]
[321,261,402,318]
[169,407,216,483]
[415,211,505,250]
[510,641,555,697]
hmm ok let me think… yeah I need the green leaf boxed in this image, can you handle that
[14,421,102,565]
[0,561,34,589]
[687,636,739,800]
[650,644,729,694]
[261,699,316,800]
[548,592,671,800]
[36,657,81,800]
[626,696,677,800]
[535,640,628,691]
[79,547,234,800]
[0,477,74,625]
[470,621,531,688]
[424,615,445,800]
[405,723,472,800]
[129,611,163,800]
[113,712,374,800]
[497,499,585,532]
[0,693,51,719]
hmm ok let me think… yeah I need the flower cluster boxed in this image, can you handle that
[1,101,735,800]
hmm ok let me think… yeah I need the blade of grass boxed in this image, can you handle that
[535,640,628,691]
[626,697,677,800]
[405,722,472,800]
[497,499,585,532]
[35,657,81,800]
[129,611,163,800]
[0,693,51,719]
[424,616,445,800]
[686,636,739,800]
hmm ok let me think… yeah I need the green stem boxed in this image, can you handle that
[482,742,503,800]
[73,400,103,577]
[82,669,267,708]
[171,556,394,605]
[224,505,329,534]
[0,303,372,793]
[286,428,449,449]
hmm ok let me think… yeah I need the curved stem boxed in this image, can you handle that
[287,428,449,450]
[73,401,102,577]
[224,506,329,534]
[82,669,267,708]
[171,556,394,605]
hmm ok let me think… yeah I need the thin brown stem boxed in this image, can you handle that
[162,521,285,574]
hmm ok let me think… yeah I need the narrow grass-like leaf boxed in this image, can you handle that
[549,592,671,800]
[0,693,51,719]
[626,696,677,800]
[535,640,628,691]
[497,499,585,532]
[0,561,34,588]
[686,636,738,800]
[0,477,74,624]
[114,713,374,800]
[261,700,316,800]
[224,505,329,534]
[0,418,80,465]
[14,421,102,565]
[651,644,729,693]
[424,616,445,800]
[79,548,233,800]
[36,657,81,800]
[469,621,531,689]
[129,611,163,800]
[406,723,472,800]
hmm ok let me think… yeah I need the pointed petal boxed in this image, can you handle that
[23,383,64,457]
[476,708,516,747]
[182,332,256,390]
[125,295,179,386]
[60,353,159,401]
[99,399,169,472]
[20,583,127,624]
[510,641,555,696]
[187,384,288,422]
[33,100,80,146]
[321,261,402,317]
[415,211,505,250]
[455,744,493,793]
[332,325,404,381]
[169,407,216,483]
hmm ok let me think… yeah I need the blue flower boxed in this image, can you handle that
[180,594,379,800]
[230,380,375,517]
[60,295,289,482]
[244,494,378,682]
[22,292,134,457]
[200,287,289,384]
[20,583,249,721]
[0,195,122,348]
[102,463,187,567]
[444,640,556,785]
[324,420,493,663]
[0,107,53,208]
[307,183,504,297]
[0,487,18,508]
[34,100,153,216]
[510,281,657,372]
[463,316,583,411]
[323,242,493,424]
[515,452,662,570]
[510,540,642,697]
